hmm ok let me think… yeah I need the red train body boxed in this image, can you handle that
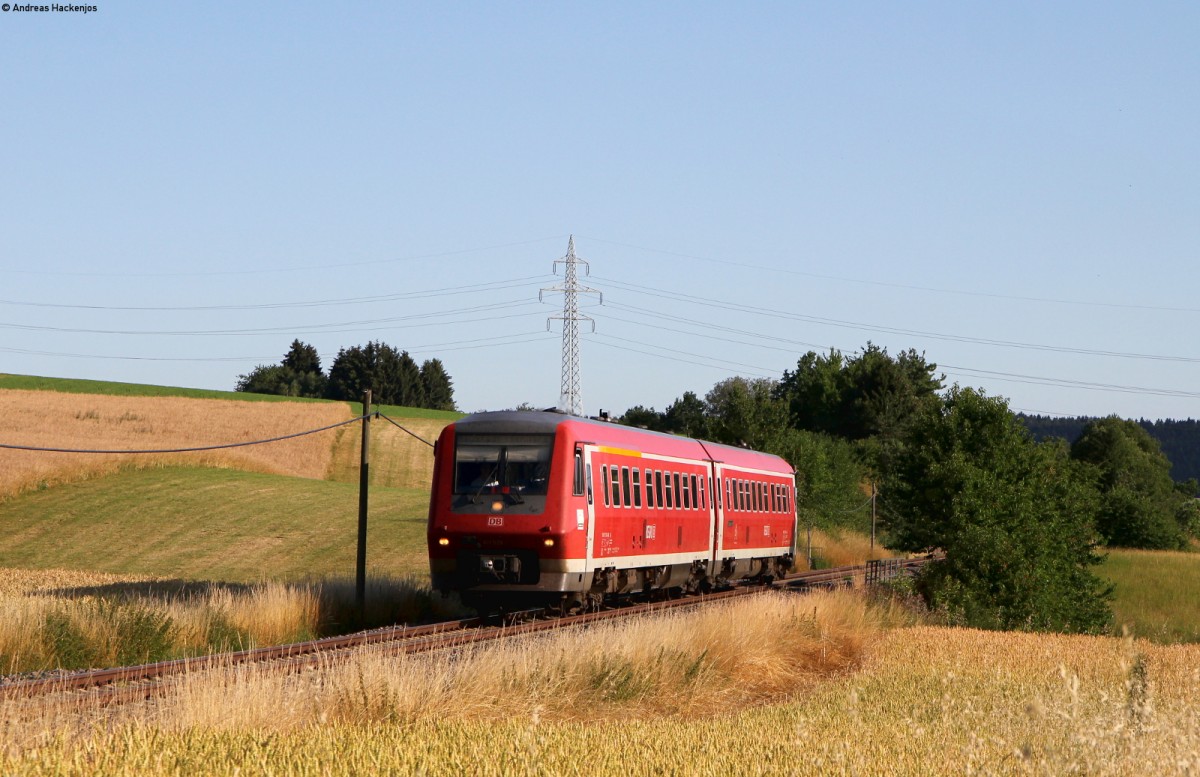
[427,411,797,610]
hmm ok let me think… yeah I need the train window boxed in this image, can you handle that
[673,473,682,510]
[610,465,621,507]
[633,469,643,508]
[573,451,584,496]
[453,433,554,496]
[664,471,673,508]
[655,470,664,509]
[723,478,730,511]
[741,480,749,512]
[700,476,707,509]
[644,469,654,508]
[690,475,699,510]
[681,475,691,510]
[622,467,632,508]
[601,466,610,507]
[586,463,593,506]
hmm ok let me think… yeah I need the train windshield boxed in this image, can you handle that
[454,433,554,497]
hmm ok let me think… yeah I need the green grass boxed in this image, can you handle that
[0,373,328,403]
[1100,548,1200,643]
[0,466,433,582]
[359,402,463,421]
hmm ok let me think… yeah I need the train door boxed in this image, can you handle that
[712,463,728,564]
[581,444,598,587]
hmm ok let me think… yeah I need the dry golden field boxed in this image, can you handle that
[0,390,354,500]
[3,590,1198,775]
[325,415,451,489]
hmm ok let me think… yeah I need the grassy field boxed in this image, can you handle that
[0,467,432,581]
[3,590,1198,775]
[0,374,336,403]
[1101,548,1200,643]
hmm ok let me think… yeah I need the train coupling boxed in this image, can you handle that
[479,554,524,583]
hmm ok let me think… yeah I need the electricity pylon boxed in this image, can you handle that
[540,236,602,417]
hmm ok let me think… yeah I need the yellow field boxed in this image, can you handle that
[325,416,450,489]
[0,390,353,499]
[3,590,1198,775]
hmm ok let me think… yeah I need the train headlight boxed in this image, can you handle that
[438,537,450,546]
[543,538,555,547]
[491,501,504,512]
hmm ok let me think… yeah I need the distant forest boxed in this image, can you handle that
[1020,415,1200,486]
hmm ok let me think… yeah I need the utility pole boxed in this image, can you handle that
[356,389,371,617]
[870,481,877,559]
[540,236,601,416]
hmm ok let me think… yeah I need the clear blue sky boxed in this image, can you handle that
[2,2,1197,420]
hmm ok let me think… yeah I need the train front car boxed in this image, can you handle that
[427,411,582,611]
[428,410,799,613]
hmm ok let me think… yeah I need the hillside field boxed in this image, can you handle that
[2,376,1199,642]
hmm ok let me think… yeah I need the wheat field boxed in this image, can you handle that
[0,390,354,500]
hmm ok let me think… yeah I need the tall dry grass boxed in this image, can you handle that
[803,527,895,567]
[5,591,1200,774]
[0,569,466,674]
[3,590,878,734]
[0,582,321,673]
[0,390,353,500]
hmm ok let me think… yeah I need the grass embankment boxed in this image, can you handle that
[3,590,1199,775]
[0,467,430,581]
[1102,548,1200,643]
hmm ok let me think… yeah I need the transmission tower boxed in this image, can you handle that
[540,236,602,417]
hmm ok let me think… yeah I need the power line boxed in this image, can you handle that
[580,235,1200,314]
[0,331,557,363]
[0,415,367,454]
[0,275,550,312]
[940,365,1200,400]
[593,276,1200,364]
[2,237,568,278]
[588,337,779,380]
[0,300,543,336]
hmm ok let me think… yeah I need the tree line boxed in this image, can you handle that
[618,343,1200,634]
[1022,414,1200,486]
[235,340,456,410]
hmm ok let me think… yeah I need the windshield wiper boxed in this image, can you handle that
[470,465,499,504]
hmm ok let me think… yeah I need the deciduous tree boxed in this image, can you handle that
[1070,417,1186,549]
[884,387,1111,633]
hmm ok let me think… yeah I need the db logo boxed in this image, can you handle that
[487,516,504,527]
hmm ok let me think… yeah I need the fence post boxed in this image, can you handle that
[356,389,372,617]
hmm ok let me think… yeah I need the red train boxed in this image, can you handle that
[427,411,797,611]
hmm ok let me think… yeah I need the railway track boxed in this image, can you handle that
[0,556,932,706]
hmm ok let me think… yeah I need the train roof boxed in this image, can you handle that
[448,411,793,474]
